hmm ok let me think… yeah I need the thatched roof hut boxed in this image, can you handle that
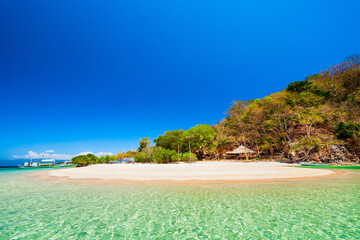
[226,145,255,155]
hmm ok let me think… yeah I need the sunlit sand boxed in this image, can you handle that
[47,161,336,184]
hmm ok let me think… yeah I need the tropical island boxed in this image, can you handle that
[46,55,360,184]
[70,55,360,167]
[3,1,360,238]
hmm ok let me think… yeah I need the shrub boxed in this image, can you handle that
[71,153,99,167]
[335,121,360,140]
[134,152,151,163]
[286,80,313,93]
[181,152,198,162]
[98,155,114,163]
[152,147,177,163]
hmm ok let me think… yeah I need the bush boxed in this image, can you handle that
[181,152,198,162]
[286,80,313,93]
[71,153,99,167]
[133,146,199,164]
[98,155,114,163]
[335,121,360,140]
[134,152,152,163]
[152,147,177,163]
[171,154,181,162]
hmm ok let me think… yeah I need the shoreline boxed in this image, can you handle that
[41,161,345,185]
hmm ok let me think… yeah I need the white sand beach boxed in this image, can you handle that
[47,161,337,184]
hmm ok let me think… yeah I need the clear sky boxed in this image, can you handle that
[1,0,359,160]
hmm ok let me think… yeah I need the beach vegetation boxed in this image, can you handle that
[152,147,177,163]
[183,125,216,160]
[114,151,137,160]
[98,154,114,164]
[217,54,360,160]
[134,151,152,163]
[138,137,151,152]
[154,130,186,152]
[71,153,100,167]
[154,124,216,160]
[335,121,360,140]
[180,152,198,162]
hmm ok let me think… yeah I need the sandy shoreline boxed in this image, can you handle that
[45,161,338,185]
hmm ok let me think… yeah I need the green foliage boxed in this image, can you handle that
[131,55,360,160]
[311,86,332,99]
[98,154,114,163]
[153,124,216,159]
[286,80,313,93]
[289,136,322,158]
[183,124,216,159]
[138,137,151,152]
[180,152,198,162]
[335,121,360,140]
[304,74,318,81]
[220,55,360,158]
[134,152,151,163]
[152,147,177,163]
[134,146,192,163]
[71,153,100,167]
[154,130,185,152]
[114,151,136,160]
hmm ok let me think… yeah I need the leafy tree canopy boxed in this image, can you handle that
[286,80,313,93]
[71,153,100,167]
[154,130,185,152]
[335,121,360,140]
[182,124,216,159]
[138,137,151,152]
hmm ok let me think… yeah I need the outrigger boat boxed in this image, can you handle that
[277,159,296,164]
[300,163,360,169]
[58,161,76,168]
[300,163,330,167]
[17,159,58,169]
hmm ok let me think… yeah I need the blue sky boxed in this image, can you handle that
[0,0,359,160]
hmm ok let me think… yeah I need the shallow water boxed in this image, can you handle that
[1,169,359,239]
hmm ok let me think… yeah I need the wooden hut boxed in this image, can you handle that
[226,145,255,159]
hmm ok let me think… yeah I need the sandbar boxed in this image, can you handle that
[46,161,338,185]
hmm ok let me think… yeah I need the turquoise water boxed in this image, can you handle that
[1,169,360,239]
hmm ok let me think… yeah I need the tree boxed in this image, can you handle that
[71,153,99,167]
[134,151,152,163]
[180,152,198,162]
[138,137,151,152]
[152,147,177,163]
[98,154,114,163]
[295,109,323,138]
[335,121,360,140]
[286,80,313,93]
[114,151,137,160]
[154,130,185,152]
[290,136,322,160]
[182,124,216,159]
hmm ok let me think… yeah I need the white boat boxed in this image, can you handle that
[17,159,57,168]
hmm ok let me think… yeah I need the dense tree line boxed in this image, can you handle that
[132,55,359,163]
[71,153,115,166]
[215,54,360,160]
[73,55,360,166]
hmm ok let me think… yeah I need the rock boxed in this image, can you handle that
[290,144,359,164]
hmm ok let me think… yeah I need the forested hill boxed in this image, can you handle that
[215,54,360,162]
[135,55,360,164]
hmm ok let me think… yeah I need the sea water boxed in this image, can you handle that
[0,168,359,239]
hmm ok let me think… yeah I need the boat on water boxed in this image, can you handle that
[300,164,360,169]
[300,163,330,167]
[58,161,76,168]
[17,159,58,169]
[276,159,296,164]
